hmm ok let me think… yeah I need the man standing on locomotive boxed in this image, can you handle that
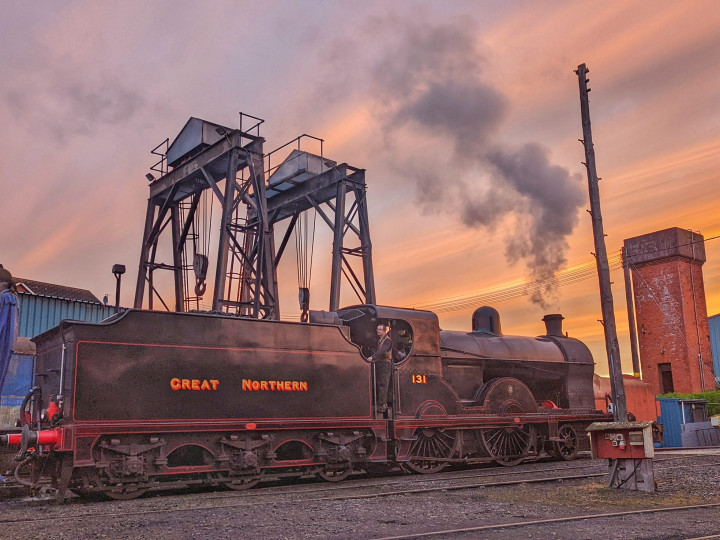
[370,323,392,414]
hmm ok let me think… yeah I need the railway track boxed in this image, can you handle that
[0,460,608,524]
[373,503,720,539]
[0,453,715,506]
[3,454,720,539]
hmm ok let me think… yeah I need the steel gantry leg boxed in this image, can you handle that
[134,199,156,309]
[330,180,347,311]
[355,180,376,305]
[213,149,239,311]
[170,206,185,312]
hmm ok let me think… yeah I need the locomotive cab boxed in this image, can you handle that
[337,305,465,419]
[332,306,416,363]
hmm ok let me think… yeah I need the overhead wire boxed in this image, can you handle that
[415,253,623,313]
[413,233,720,314]
[279,235,720,321]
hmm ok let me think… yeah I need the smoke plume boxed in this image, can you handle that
[365,18,586,308]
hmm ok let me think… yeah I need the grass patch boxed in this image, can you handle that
[658,390,720,417]
[484,480,706,510]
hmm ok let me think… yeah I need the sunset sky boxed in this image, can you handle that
[2,1,720,376]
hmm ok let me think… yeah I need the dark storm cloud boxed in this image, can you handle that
[62,81,145,130]
[361,18,586,307]
[6,78,146,143]
[1,47,146,143]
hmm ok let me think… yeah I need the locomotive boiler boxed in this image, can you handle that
[2,303,609,500]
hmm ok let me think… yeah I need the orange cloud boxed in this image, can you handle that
[17,214,86,272]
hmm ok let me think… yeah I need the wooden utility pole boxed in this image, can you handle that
[576,63,628,422]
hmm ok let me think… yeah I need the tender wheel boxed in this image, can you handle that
[405,428,458,474]
[105,484,149,500]
[316,464,353,482]
[480,425,533,467]
[553,424,579,461]
[225,474,262,491]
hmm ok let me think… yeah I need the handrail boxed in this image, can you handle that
[150,138,169,176]
[239,112,265,136]
[265,134,324,178]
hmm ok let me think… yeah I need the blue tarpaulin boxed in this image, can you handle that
[0,289,18,395]
[1,352,34,406]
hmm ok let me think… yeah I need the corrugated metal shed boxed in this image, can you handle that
[709,314,720,381]
[17,293,117,338]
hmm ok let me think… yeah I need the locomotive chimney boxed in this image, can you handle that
[472,306,502,335]
[542,314,565,337]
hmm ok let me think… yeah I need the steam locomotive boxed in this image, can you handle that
[1,304,609,500]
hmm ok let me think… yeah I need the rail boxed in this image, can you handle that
[239,112,264,136]
[264,134,324,179]
[149,138,169,177]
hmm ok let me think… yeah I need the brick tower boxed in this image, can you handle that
[624,228,715,394]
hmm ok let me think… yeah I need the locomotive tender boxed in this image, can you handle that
[2,303,610,500]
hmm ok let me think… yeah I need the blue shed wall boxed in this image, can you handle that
[656,398,709,447]
[709,314,720,383]
[17,293,117,338]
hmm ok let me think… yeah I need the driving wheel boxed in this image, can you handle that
[480,424,534,466]
[405,428,458,474]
